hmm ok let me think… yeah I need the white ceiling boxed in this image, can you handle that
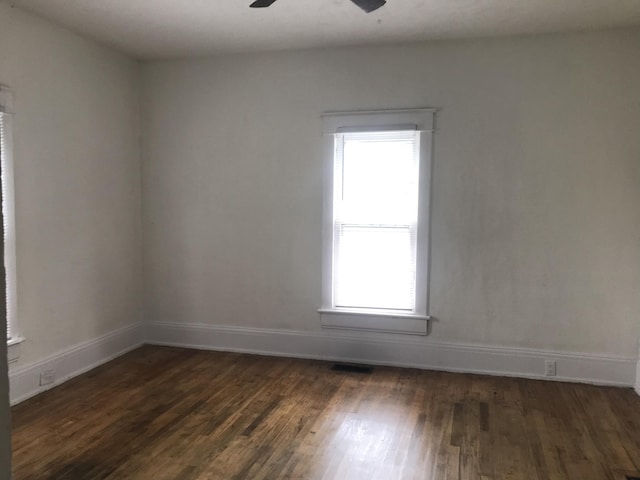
[9,0,640,60]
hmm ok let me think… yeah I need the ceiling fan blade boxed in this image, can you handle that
[250,0,278,8]
[350,0,386,13]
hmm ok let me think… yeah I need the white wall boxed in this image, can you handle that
[142,29,640,360]
[0,4,143,370]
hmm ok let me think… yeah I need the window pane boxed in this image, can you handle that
[339,133,418,225]
[334,225,415,310]
[332,130,420,312]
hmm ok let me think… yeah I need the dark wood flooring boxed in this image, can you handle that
[11,346,640,479]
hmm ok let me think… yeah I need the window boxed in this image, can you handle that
[333,130,419,311]
[0,85,19,350]
[320,109,436,335]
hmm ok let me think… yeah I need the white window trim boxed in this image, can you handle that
[1,84,21,357]
[319,108,436,335]
[7,336,24,365]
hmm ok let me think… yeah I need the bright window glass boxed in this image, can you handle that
[332,130,420,311]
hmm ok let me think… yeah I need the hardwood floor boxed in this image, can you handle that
[11,346,640,480]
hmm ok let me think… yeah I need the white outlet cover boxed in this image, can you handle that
[545,360,557,376]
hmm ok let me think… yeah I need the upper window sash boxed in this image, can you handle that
[333,130,420,226]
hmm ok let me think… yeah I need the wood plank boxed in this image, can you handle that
[11,345,640,480]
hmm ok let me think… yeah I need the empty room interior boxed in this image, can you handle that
[1,0,640,478]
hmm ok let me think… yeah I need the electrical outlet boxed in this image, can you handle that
[545,360,556,377]
[39,370,55,386]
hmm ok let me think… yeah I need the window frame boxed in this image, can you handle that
[319,109,436,335]
[1,84,22,359]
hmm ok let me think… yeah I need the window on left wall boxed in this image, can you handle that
[0,85,20,358]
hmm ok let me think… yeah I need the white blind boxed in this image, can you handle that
[0,112,8,341]
[332,130,420,311]
[0,83,16,344]
[1,86,19,344]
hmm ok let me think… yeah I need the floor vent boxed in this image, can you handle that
[331,363,373,374]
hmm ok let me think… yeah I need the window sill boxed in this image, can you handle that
[7,336,25,364]
[319,309,428,335]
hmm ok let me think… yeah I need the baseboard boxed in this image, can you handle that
[147,322,636,387]
[9,323,144,405]
[11,321,633,405]
[635,358,640,396]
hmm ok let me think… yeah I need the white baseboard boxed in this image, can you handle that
[9,323,144,405]
[10,321,636,405]
[147,322,637,387]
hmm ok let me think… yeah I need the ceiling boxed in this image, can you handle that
[8,0,640,60]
